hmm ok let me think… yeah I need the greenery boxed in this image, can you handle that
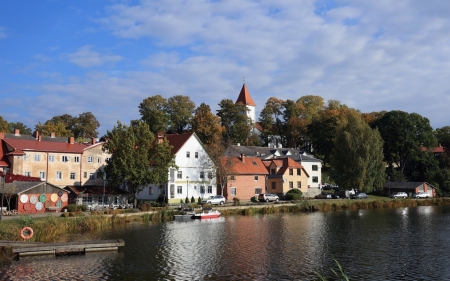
[34,112,100,139]
[285,188,303,200]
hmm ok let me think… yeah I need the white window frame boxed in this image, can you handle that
[312,165,318,171]
[74,156,80,163]
[24,171,30,177]
[87,156,93,163]
[56,171,62,181]
[195,152,198,158]
[312,176,319,183]
[34,154,40,162]
[200,171,204,179]
[231,187,237,196]
[62,156,70,162]
[186,151,190,158]
[254,175,259,181]
[177,186,183,194]
[97,157,101,164]
[207,186,212,193]
[70,172,76,180]
[39,171,46,180]
[48,155,55,162]
[177,171,182,179]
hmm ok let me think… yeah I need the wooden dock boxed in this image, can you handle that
[0,239,124,258]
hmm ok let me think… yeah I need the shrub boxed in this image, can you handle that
[233,197,240,206]
[65,204,86,212]
[140,203,149,212]
[191,196,195,203]
[197,197,202,204]
[185,197,189,204]
[285,189,303,200]
[60,212,69,218]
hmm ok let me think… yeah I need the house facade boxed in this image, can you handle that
[0,129,111,188]
[263,158,310,197]
[384,182,436,198]
[220,155,269,201]
[137,132,217,204]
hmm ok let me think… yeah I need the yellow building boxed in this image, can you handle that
[263,157,309,197]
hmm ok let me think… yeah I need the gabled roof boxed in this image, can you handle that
[4,181,67,194]
[220,156,269,175]
[2,138,88,154]
[235,84,256,107]
[384,182,436,190]
[264,158,308,177]
[163,133,194,155]
[225,145,322,163]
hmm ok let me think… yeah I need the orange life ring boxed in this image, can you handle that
[20,227,34,240]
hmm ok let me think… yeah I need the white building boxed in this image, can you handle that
[137,132,217,204]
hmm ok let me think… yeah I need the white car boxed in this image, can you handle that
[390,192,408,199]
[413,192,429,199]
[201,195,226,205]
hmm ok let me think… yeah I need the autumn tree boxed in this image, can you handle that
[139,95,169,133]
[103,121,176,207]
[297,95,324,121]
[330,110,385,192]
[167,95,196,133]
[35,121,72,137]
[0,116,8,132]
[192,103,222,147]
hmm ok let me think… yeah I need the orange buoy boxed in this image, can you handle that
[20,227,34,240]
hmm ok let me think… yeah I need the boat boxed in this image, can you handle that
[192,208,221,219]
[174,208,196,220]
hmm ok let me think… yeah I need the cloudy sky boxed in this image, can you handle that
[1,0,449,136]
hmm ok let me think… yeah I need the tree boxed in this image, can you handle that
[73,112,100,139]
[8,122,32,135]
[330,110,385,192]
[0,116,8,132]
[166,95,196,133]
[103,121,176,207]
[373,110,437,173]
[435,126,450,152]
[216,99,252,145]
[296,95,324,121]
[34,121,72,137]
[191,103,222,147]
[139,95,169,133]
[404,151,439,183]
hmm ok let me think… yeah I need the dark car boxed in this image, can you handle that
[315,193,332,199]
[351,193,368,199]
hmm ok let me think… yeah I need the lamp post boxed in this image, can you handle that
[102,173,106,209]
[186,176,189,201]
[0,171,6,221]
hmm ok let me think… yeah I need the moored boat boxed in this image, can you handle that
[192,209,221,219]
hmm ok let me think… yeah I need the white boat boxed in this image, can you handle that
[192,209,221,219]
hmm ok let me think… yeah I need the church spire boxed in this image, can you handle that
[235,83,256,106]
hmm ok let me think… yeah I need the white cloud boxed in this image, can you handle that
[0,26,7,39]
[65,45,123,68]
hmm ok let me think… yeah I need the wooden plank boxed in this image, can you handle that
[0,240,43,247]
[12,239,124,253]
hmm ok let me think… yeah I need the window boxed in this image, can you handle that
[297,181,301,189]
[56,171,62,180]
[70,172,76,180]
[34,154,40,162]
[254,175,259,181]
[39,171,46,180]
[170,184,175,198]
[97,157,101,164]
[207,186,212,193]
[177,171,182,179]
[74,156,80,163]
[177,186,183,194]
[255,187,261,194]
[230,175,235,181]
[48,155,55,162]
[200,172,204,179]
[89,173,95,180]
[23,154,27,161]
[208,172,213,179]
[84,172,87,178]
[82,196,92,205]
[98,196,103,204]
[87,156,93,163]
[195,152,198,158]
[312,176,319,183]
[312,165,318,171]
[62,156,69,162]
[149,186,153,195]
[231,187,236,196]
[271,169,276,175]
[289,169,293,175]
[297,169,301,175]
[289,181,293,189]
[200,186,205,193]
[186,151,190,158]
[271,182,276,189]
[24,171,30,177]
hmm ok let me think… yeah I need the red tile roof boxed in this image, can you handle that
[263,158,308,176]
[163,133,193,155]
[421,144,445,153]
[3,138,90,154]
[235,84,256,106]
[220,156,269,175]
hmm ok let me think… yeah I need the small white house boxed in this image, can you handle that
[137,132,217,204]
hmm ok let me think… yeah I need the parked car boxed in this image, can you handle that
[258,193,279,202]
[351,193,368,199]
[201,195,226,205]
[332,190,347,199]
[413,192,429,199]
[315,193,332,199]
[390,192,408,199]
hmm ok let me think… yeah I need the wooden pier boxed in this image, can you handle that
[0,239,124,258]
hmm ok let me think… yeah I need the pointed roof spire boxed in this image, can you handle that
[236,83,256,106]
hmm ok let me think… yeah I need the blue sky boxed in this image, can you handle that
[1,0,450,137]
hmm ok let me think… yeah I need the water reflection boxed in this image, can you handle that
[3,206,450,280]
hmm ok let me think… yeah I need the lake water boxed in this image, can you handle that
[1,205,450,280]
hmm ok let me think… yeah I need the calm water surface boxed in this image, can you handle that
[1,205,450,280]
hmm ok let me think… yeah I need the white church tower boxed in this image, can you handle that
[235,83,256,124]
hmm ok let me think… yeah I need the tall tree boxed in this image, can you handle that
[258,97,285,146]
[166,95,196,133]
[103,121,176,207]
[192,103,222,147]
[73,112,100,139]
[34,121,72,137]
[217,99,252,145]
[330,110,385,192]
[435,126,450,152]
[8,122,32,135]
[0,116,8,132]
[297,95,324,121]
[374,110,437,173]
[139,95,169,133]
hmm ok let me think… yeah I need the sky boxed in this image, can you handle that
[1,0,450,137]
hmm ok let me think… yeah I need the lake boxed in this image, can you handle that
[1,205,449,280]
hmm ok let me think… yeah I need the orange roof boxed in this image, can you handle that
[263,158,308,176]
[221,156,269,175]
[3,138,91,154]
[235,84,256,106]
[421,144,445,153]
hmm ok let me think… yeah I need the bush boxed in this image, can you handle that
[233,197,240,206]
[197,197,202,204]
[285,189,303,200]
[191,196,195,203]
[65,204,86,212]
[185,197,189,204]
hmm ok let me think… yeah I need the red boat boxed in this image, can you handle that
[192,209,221,219]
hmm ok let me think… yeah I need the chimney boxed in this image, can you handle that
[69,136,74,144]
[240,154,245,163]
[91,138,96,145]
[34,130,39,139]
[14,129,20,136]
[0,132,4,139]
[51,132,55,138]
[38,135,42,141]
[157,133,164,144]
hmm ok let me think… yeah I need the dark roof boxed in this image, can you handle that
[4,181,66,194]
[164,133,193,155]
[65,185,129,196]
[225,145,322,163]
[384,182,436,190]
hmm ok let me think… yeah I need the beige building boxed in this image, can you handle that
[0,130,110,188]
[263,157,309,197]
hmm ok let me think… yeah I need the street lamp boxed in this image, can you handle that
[102,173,106,209]
[0,171,6,221]
[186,176,189,200]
